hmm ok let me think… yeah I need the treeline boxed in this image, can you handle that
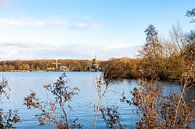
[104,25,194,83]
[104,9,195,83]
[0,59,107,72]
[103,57,139,82]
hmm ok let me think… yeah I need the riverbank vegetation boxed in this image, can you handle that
[0,59,107,72]
[104,25,194,84]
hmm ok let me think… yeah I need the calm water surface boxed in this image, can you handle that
[0,72,181,129]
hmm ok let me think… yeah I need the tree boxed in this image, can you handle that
[120,80,192,129]
[0,65,3,71]
[183,31,195,61]
[186,8,195,23]
[24,73,81,129]
[93,76,123,129]
[0,79,20,128]
[143,24,162,59]
[18,64,30,71]
[144,24,158,45]
[139,25,163,79]
[7,65,15,71]
[103,58,138,83]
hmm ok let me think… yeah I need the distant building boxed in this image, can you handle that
[59,66,69,72]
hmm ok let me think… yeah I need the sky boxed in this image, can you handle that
[0,0,194,60]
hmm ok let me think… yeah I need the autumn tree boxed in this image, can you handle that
[103,58,138,83]
[18,64,30,71]
[139,25,164,80]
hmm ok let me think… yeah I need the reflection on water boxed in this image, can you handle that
[0,72,182,129]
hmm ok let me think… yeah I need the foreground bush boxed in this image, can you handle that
[24,73,81,129]
[0,79,20,129]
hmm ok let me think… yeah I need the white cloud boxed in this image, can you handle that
[0,42,139,60]
[0,17,103,30]
[0,17,68,26]
[71,22,103,30]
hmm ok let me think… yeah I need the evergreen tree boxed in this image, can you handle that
[139,25,163,79]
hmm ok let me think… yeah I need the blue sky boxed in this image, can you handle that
[0,0,194,60]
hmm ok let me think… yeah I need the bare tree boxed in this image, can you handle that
[24,73,82,129]
[0,78,20,129]
[93,76,123,129]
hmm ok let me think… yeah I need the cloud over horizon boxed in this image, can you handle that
[0,17,103,30]
[0,42,140,60]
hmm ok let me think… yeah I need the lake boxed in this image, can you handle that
[0,72,184,128]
